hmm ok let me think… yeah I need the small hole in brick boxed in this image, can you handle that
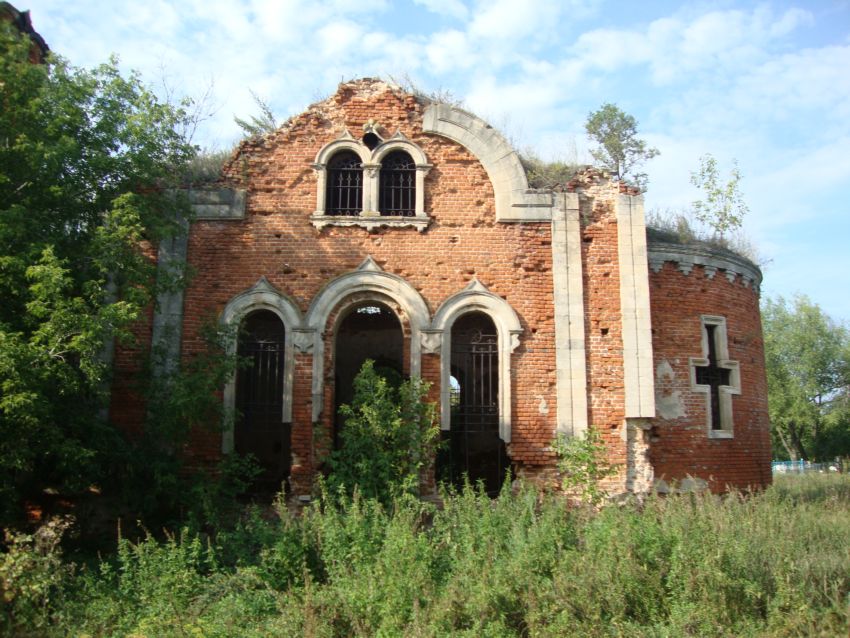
[601,328,609,336]
[274,233,281,238]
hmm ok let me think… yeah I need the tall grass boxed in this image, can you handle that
[3,474,849,637]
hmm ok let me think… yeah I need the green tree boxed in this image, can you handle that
[690,153,748,237]
[0,24,196,521]
[585,102,659,191]
[762,296,850,461]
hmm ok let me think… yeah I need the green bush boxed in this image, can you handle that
[8,474,850,636]
[553,427,619,505]
[0,517,72,635]
[325,360,440,504]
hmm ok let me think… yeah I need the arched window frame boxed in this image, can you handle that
[428,279,523,443]
[303,256,431,421]
[312,130,432,232]
[220,277,303,453]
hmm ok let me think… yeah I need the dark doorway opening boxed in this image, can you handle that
[235,310,291,491]
[333,302,404,445]
[438,312,511,495]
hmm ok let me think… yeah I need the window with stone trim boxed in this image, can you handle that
[378,150,416,216]
[311,129,431,231]
[326,151,363,216]
[689,315,741,438]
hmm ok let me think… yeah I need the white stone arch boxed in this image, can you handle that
[422,103,553,222]
[220,276,303,453]
[372,131,430,165]
[304,256,431,421]
[313,130,371,215]
[431,279,523,442]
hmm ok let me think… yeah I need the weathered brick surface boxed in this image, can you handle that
[570,170,629,491]
[179,80,560,481]
[648,262,772,491]
[109,80,771,495]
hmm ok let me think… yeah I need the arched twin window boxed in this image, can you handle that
[313,131,431,230]
[325,149,416,217]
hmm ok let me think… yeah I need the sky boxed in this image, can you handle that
[20,0,850,321]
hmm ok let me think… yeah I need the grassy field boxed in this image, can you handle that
[3,474,849,637]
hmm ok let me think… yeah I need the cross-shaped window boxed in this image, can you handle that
[689,316,741,437]
[695,325,731,430]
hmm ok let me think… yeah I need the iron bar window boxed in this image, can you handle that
[379,151,415,216]
[326,151,362,216]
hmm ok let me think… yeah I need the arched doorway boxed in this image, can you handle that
[333,301,404,443]
[439,311,511,494]
[235,310,291,489]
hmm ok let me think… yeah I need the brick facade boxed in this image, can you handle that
[110,79,771,496]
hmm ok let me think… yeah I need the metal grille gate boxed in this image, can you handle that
[235,311,290,489]
[441,324,510,495]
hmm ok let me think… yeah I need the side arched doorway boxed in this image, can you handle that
[439,311,511,494]
[333,301,404,444]
[235,310,291,489]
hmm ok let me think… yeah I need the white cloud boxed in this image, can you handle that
[317,20,364,58]
[413,0,469,21]
[468,0,562,44]
[572,7,815,85]
[426,29,476,72]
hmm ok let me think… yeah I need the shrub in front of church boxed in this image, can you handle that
[325,360,440,503]
[10,474,849,636]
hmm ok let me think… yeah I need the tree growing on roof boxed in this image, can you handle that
[585,102,659,191]
[690,153,748,238]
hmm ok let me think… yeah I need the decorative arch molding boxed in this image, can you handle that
[311,129,432,232]
[372,131,430,165]
[430,279,523,443]
[313,129,372,167]
[422,103,553,223]
[304,256,432,421]
[219,276,303,453]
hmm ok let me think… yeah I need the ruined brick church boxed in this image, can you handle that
[112,79,771,498]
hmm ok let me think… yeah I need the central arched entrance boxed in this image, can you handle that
[439,311,511,494]
[333,301,404,443]
[235,309,291,489]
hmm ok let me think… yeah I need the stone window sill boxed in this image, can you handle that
[310,213,430,233]
[708,429,734,440]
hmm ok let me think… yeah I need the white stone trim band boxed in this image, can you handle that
[617,194,656,419]
[551,193,588,437]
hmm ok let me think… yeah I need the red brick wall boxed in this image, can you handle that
[576,172,628,490]
[179,81,560,482]
[648,262,772,491]
[109,80,771,496]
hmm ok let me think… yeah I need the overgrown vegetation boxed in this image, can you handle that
[0,23,202,525]
[645,207,762,265]
[325,360,440,504]
[1,474,848,636]
[520,153,582,190]
[585,102,659,191]
[690,153,749,238]
[0,24,260,530]
[553,427,618,506]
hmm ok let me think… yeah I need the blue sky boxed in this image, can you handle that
[21,0,850,321]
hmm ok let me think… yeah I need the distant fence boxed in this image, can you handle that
[772,460,842,474]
